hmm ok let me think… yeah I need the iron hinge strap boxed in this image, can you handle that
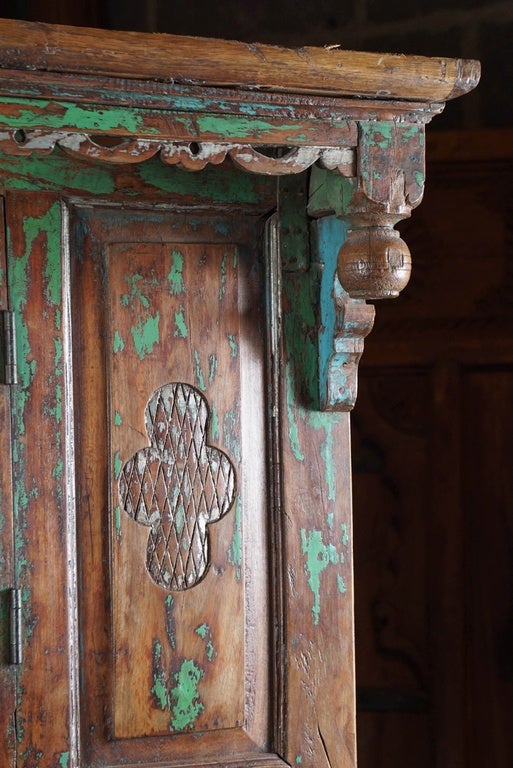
[1,309,17,385]
[9,587,22,665]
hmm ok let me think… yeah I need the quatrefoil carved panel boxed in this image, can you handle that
[118,383,236,591]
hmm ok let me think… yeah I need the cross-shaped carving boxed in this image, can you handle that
[118,383,236,591]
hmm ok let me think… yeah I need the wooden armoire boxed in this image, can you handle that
[0,19,479,768]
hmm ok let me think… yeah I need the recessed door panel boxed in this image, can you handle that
[70,206,276,766]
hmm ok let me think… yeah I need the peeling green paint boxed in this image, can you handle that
[131,310,160,359]
[114,505,122,542]
[296,756,303,765]
[227,494,242,580]
[208,353,217,384]
[113,331,125,353]
[195,622,217,662]
[121,273,150,309]
[165,594,176,650]
[113,451,123,480]
[174,306,188,338]
[168,249,185,295]
[210,403,219,442]
[114,411,122,426]
[58,751,69,768]
[0,96,154,134]
[223,408,240,463]
[218,251,227,301]
[193,349,206,391]
[301,528,346,625]
[170,660,204,731]
[337,575,347,595]
[227,334,238,358]
[0,151,116,194]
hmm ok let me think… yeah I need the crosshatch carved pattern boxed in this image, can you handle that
[118,383,236,591]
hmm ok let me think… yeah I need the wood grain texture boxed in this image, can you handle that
[0,195,16,768]
[0,18,480,103]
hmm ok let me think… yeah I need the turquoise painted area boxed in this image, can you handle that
[114,411,122,426]
[195,622,217,662]
[58,751,69,768]
[301,528,342,625]
[227,494,242,580]
[0,151,116,194]
[113,331,125,353]
[227,334,238,358]
[113,451,123,480]
[316,216,349,410]
[114,505,122,543]
[0,96,156,134]
[210,403,219,442]
[151,640,169,710]
[174,306,188,338]
[223,409,240,462]
[168,249,185,295]
[137,159,270,204]
[208,353,217,384]
[193,349,206,391]
[296,756,303,765]
[165,594,176,650]
[218,251,227,301]
[131,310,160,359]
[170,660,205,731]
[121,273,150,309]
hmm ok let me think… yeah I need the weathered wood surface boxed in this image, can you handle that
[0,18,479,102]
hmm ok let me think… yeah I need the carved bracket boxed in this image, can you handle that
[337,121,425,300]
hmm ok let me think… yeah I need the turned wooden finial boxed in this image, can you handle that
[337,120,425,301]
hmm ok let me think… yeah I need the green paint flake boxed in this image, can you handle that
[341,523,349,548]
[219,251,227,301]
[337,575,347,595]
[58,751,70,768]
[223,409,241,462]
[327,512,334,529]
[131,311,160,359]
[174,306,188,338]
[121,273,152,309]
[227,495,242,580]
[113,331,125,353]
[208,354,217,384]
[296,756,303,765]
[170,660,204,731]
[168,250,185,294]
[165,594,176,649]
[301,528,345,626]
[114,506,122,542]
[114,411,122,426]
[227,334,238,358]
[195,623,209,639]
[0,151,116,194]
[195,622,217,661]
[210,403,219,442]
[193,349,206,391]
[113,451,123,480]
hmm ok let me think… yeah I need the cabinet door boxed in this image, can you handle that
[6,191,280,767]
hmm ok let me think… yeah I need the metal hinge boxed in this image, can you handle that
[9,588,22,665]
[1,310,17,385]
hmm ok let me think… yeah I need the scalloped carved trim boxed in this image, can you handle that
[0,129,355,176]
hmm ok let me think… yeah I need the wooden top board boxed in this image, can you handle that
[0,17,479,104]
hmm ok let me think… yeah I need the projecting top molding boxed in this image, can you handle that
[0,18,479,104]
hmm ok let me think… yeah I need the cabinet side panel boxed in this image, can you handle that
[279,255,356,768]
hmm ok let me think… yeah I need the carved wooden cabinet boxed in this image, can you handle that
[0,19,478,768]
